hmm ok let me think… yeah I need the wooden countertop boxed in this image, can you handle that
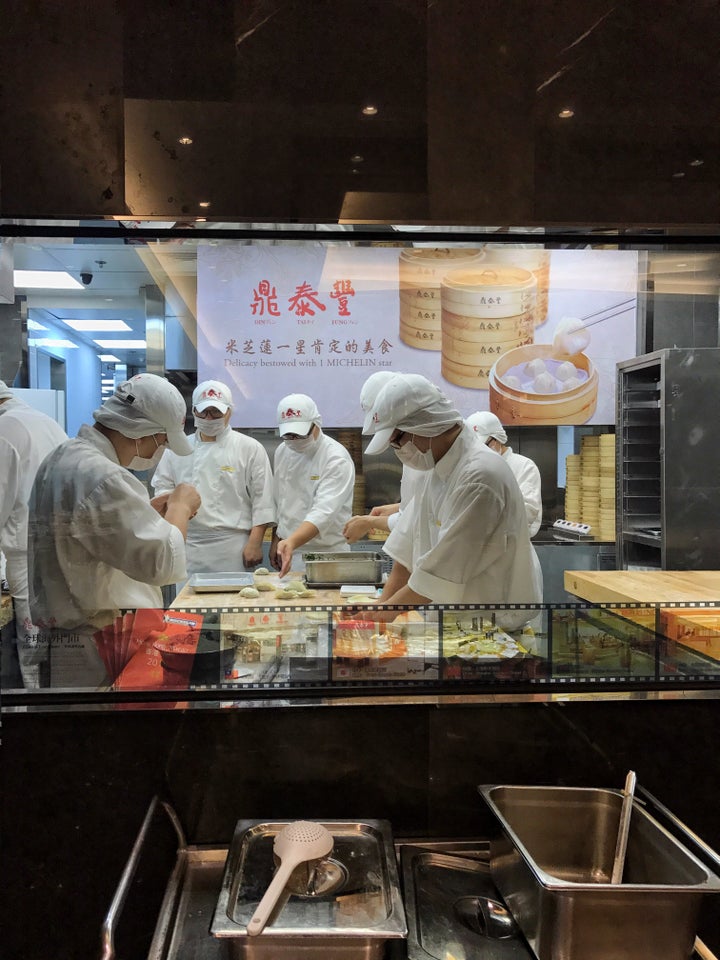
[564,570,720,604]
[172,574,364,609]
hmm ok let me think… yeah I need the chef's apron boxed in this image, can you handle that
[186,527,251,576]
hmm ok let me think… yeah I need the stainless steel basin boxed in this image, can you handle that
[479,785,720,960]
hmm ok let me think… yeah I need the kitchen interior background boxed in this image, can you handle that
[1,229,718,536]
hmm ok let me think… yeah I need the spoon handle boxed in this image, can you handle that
[246,859,295,936]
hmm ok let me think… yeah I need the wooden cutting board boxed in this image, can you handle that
[564,570,720,604]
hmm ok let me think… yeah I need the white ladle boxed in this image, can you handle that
[551,298,636,358]
[246,820,334,936]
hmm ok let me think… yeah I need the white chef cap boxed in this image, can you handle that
[364,374,461,454]
[465,411,508,445]
[0,380,13,401]
[277,393,322,436]
[193,379,232,413]
[94,374,192,455]
[360,371,404,433]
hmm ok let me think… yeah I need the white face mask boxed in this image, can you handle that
[394,436,435,471]
[129,436,166,471]
[284,431,317,454]
[194,415,227,437]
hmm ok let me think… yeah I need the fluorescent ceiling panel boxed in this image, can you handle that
[93,339,147,349]
[27,319,48,331]
[14,270,84,290]
[98,354,121,362]
[29,338,78,348]
[64,319,132,332]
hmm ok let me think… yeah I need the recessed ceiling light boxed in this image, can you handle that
[101,378,115,385]
[558,108,575,119]
[689,159,704,167]
[196,217,207,222]
[362,105,378,116]
[351,168,360,175]
[14,270,84,290]
[198,201,211,208]
[178,136,193,145]
[29,338,78,349]
[27,319,48,331]
[93,339,147,349]
[98,354,120,362]
[64,319,132,332]
[351,154,364,163]
[672,171,685,178]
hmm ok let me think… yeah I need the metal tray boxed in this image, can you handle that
[303,553,385,588]
[189,572,256,593]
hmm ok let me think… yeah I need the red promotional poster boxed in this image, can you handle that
[113,609,204,690]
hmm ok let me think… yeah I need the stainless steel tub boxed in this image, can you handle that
[479,785,720,960]
[303,552,385,587]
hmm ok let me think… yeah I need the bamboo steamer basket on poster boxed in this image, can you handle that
[488,343,599,425]
[398,247,485,351]
[482,244,551,326]
[440,265,537,389]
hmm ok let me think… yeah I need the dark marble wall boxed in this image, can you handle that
[3,699,720,959]
[1,0,718,224]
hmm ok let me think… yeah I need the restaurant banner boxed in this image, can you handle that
[197,244,639,427]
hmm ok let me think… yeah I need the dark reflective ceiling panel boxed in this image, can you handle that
[0,0,718,225]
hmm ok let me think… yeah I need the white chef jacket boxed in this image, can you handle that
[28,424,187,633]
[501,447,543,537]
[383,425,542,629]
[0,397,67,685]
[152,428,276,574]
[273,430,355,563]
[387,466,422,532]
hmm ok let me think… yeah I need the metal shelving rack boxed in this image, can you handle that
[617,348,720,570]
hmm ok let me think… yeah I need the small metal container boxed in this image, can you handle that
[211,819,407,959]
[480,784,720,960]
[303,552,385,588]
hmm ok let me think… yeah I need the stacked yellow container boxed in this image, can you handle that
[564,454,581,521]
[580,435,601,532]
[598,433,616,541]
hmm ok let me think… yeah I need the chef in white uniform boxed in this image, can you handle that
[0,380,67,687]
[364,375,542,630]
[344,371,421,542]
[27,374,201,687]
[466,411,543,536]
[152,379,275,575]
[271,393,355,578]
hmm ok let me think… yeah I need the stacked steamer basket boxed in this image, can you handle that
[440,266,537,389]
[482,244,551,327]
[580,435,601,533]
[564,453,582,521]
[598,432,616,541]
[398,248,485,350]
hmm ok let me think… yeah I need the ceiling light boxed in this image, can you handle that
[362,105,378,116]
[672,171,685,178]
[558,108,575,119]
[27,319,48,331]
[29,338,78,348]
[93,339,147,349]
[178,136,193,145]
[198,201,211,208]
[14,270,84,290]
[102,380,115,386]
[64,319,132,332]
[98,354,120,362]
[196,217,207,222]
[351,154,364,163]
[689,159,704,167]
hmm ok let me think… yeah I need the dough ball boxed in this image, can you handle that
[274,589,296,600]
[287,579,306,593]
[558,376,582,391]
[533,372,557,393]
[501,374,523,389]
[556,361,578,381]
[239,586,260,599]
[523,357,546,377]
[553,316,590,356]
[254,580,275,592]
[254,567,270,576]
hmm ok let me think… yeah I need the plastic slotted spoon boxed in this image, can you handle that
[246,821,334,936]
